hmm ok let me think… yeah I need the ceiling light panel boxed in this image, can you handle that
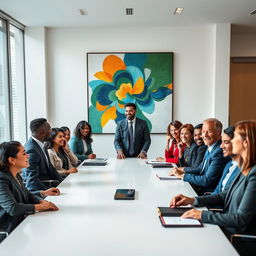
[79,9,88,15]
[174,7,184,15]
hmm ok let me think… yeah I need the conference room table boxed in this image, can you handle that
[0,158,239,256]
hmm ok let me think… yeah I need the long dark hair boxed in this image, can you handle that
[74,121,93,143]
[60,126,70,133]
[0,141,21,172]
[45,128,65,149]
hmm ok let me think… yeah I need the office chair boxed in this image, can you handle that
[0,230,8,243]
[231,234,256,256]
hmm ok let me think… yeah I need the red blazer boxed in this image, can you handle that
[165,141,186,164]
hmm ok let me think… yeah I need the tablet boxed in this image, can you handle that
[114,189,135,200]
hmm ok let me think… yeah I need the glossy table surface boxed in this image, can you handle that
[0,158,239,256]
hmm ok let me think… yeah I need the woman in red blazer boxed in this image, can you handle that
[157,120,185,164]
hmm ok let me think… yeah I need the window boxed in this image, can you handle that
[0,12,27,143]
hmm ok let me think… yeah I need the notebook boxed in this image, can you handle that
[157,207,203,227]
[82,159,107,166]
[146,160,176,168]
[156,173,181,180]
[114,189,135,200]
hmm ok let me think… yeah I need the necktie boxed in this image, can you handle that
[128,121,135,156]
[201,149,210,173]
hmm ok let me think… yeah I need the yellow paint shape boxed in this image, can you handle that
[115,83,133,101]
[164,83,173,90]
[118,102,125,108]
[94,71,112,83]
[101,106,117,127]
[132,77,144,95]
[96,101,109,111]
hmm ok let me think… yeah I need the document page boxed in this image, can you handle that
[156,173,181,180]
[162,216,201,226]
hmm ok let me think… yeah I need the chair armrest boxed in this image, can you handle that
[208,208,224,212]
[0,231,8,243]
[231,234,256,243]
[0,231,8,237]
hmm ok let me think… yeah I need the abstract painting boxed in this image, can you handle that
[87,52,173,133]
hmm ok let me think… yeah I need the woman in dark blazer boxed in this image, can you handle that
[69,121,96,161]
[0,141,58,234]
[171,123,207,174]
[170,120,256,237]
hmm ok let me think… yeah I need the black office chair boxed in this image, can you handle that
[231,234,256,256]
[0,230,8,243]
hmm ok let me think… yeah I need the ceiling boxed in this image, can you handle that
[1,0,256,33]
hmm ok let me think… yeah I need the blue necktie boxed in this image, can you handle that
[201,149,210,173]
[128,121,135,156]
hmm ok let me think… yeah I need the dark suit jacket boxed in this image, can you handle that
[0,172,41,233]
[179,143,207,169]
[183,140,230,192]
[196,165,256,235]
[114,118,151,157]
[22,138,62,192]
[69,136,93,161]
[212,161,240,195]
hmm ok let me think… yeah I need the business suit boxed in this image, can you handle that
[22,138,62,193]
[196,165,256,235]
[183,140,230,193]
[0,171,41,233]
[69,136,93,161]
[114,118,151,157]
[179,142,207,169]
[212,161,240,195]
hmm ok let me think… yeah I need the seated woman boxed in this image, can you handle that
[60,126,71,143]
[46,128,78,178]
[170,120,256,241]
[157,120,185,164]
[69,121,96,161]
[172,123,207,174]
[0,141,58,234]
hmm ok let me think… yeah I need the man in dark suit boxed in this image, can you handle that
[173,118,230,194]
[22,118,62,193]
[114,103,151,159]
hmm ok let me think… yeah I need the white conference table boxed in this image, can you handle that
[0,158,239,256]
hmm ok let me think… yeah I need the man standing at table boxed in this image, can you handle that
[114,103,151,159]
[172,118,230,195]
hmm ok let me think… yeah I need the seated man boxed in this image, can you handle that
[212,126,240,195]
[172,118,230,195]
[114,103,151,159]
[22,118,62,193]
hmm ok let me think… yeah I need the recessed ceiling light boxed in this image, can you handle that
[174,7,184,15]
[79,9,88,15]
[249,9,256,15]
[126,8,134,15]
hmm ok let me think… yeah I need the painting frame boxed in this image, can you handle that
[87,52,174,134]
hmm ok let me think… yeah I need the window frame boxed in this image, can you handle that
[0,10,27,142]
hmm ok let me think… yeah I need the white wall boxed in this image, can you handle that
[25,27,48,130]
[25,25,231,158]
